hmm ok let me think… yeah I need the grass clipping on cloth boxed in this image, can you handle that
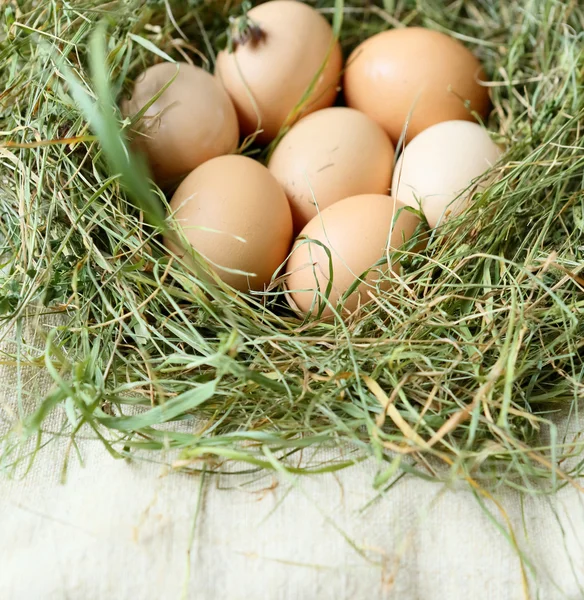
[0,0,583,490]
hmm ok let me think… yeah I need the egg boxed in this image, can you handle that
[166,155,293,292]
[215,0,342,143]
[122,62,239,185]
[268,107,395,233]
[391,120,502,228]
[344,27,490,145]
[285,194,420,317]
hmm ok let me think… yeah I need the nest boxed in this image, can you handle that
[0,0,583,492]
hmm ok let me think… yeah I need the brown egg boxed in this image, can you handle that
[122,62,239,185]
[215,0,342,143]
[392,120,502,227]
[285,194,420,317]
[344,27,490,145]
[268,107,395,233]
[166,155,293,292]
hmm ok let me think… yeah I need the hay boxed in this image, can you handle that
[0,0,583,491]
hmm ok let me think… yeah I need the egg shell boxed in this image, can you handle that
[391,120,502,228]
[166,155,293,292]
[344,27,490,145]
[215,0,342,143]
[285,194,420,317]
[268,107,395,233]
[122,62,239,185]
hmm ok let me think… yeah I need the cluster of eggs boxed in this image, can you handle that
[122,0,502,318]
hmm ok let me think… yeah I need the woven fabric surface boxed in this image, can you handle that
[1,319,583,600]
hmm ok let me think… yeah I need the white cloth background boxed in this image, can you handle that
[1,319,583,600]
